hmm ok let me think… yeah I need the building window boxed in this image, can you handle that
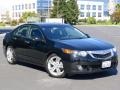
[98,5,102,10]
[33,3,35,9]
[80,12,84,17]
[16,12,17,17]
[15,5,17,10]
[22,4,24,10]
[29,4,31,9]
[19,5,21,10]
[80,5,84,10]
[92,12,96,17]
[25,4,27,9]
[87,5,91,10]
[12,6,14,10]
[12,13,14,17]
[92,5,96,10]
[98,12,102,17]
[86,12,90,17]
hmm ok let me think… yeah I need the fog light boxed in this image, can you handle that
[77,65,83,71]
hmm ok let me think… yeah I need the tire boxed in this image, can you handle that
[6,46,17,64]
[46,54,65,78]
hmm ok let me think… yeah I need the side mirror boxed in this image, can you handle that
[85,34,90,38]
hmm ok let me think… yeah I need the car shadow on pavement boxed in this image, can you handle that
[17,61,46,72]
[67,69,118,80]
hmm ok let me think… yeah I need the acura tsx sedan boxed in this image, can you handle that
[3,23,118,78]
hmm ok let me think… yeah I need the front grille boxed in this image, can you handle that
[88,49,113,59]
[93,52,111,58]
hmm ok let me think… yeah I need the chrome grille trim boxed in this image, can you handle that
[87,49,113,60]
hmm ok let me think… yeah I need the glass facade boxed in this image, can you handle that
[37,0,53,18]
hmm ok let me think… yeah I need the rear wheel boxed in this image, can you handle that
[6,46,16,64]
[46,54,65,78]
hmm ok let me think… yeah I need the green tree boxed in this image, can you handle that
[50,0,59,17]
[66,0,79,24]
[111,10,120,24]
[50,0,79,24]
[21,12,37,22]
[116,3,120,10]
[19,18,24,23]
[111,4,120,24]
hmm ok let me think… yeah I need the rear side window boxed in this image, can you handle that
[14,25,29,38]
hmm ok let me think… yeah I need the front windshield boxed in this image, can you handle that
[41,25,88,40]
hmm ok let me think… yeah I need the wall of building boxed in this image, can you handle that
[10,0,37,20]
[77,0,104,20]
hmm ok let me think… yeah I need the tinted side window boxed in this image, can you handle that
[14,25,29,38]
[30,25,43,39]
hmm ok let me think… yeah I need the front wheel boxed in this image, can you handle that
[46,54,65,78]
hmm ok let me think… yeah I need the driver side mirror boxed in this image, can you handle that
[85,34,90,38]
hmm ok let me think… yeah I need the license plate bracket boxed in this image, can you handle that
[102,61,111,68]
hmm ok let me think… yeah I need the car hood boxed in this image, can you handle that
[55,38,114,51]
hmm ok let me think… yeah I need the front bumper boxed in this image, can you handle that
[63,57,118,74]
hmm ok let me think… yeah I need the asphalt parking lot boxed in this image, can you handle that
[0,26,120,90]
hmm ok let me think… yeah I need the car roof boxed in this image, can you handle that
[23,23,70,27]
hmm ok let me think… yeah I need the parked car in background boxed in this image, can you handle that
[3,23,118,78]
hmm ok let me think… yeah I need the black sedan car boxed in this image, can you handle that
[3,23,118,78]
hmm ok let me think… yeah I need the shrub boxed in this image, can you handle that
[87,17,96,24]
[79,19,87,23]
[10,20,18,26]
[0,22,5,26]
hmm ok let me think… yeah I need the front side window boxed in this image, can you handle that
[41,25,88,40]
[30,26,43,39]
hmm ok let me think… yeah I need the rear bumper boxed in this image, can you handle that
[63,58,118,74]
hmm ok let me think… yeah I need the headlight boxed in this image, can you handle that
[113,47,117,52]
[78,51,87,57]
[62,49,87,57]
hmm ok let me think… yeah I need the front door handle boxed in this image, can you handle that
[24,40,30,44]
[13,37,17,40]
